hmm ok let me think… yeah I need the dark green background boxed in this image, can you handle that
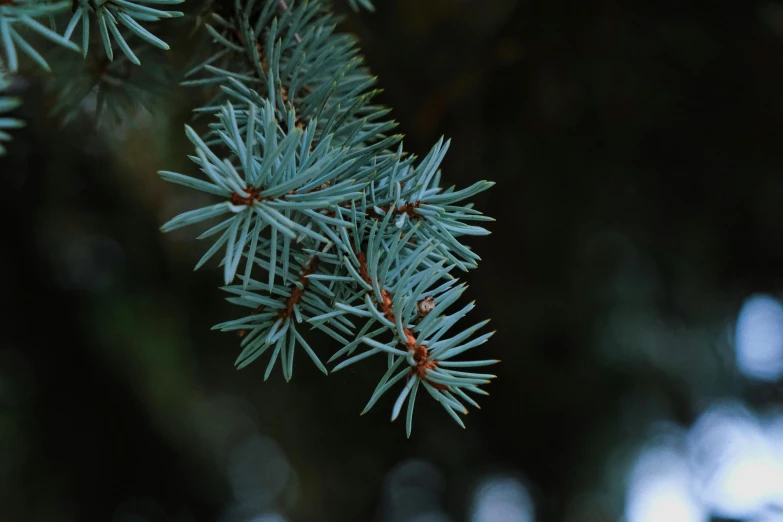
[2,0,783,520]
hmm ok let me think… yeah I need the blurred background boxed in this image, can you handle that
[3,0,783,521]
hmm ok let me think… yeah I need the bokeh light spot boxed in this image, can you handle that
[471,475,534,522]
[735,294,783,381]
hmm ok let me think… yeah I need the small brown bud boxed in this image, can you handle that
[417,296,435,317]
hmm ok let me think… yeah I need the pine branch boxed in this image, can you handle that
[157,0,498,433]
[0,0,182,132]
[0,0,498,435]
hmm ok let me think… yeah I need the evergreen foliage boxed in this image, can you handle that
[0,0,79,73]
[0,69,24,155]
[63,0,184,65]
[0,0,497,434]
